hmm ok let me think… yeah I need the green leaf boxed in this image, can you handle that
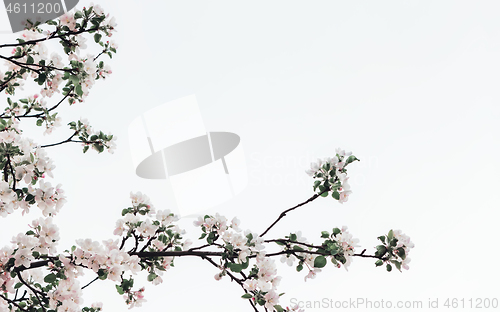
[375,260,383,267]
[313,180,321,190]
[321,231,330,238]
[37,73,46,85]
[386,263,392,272]
[289,233,297,242]
[396,247,406,260]
[241,294,253,299]
[228,263,243,273]
[377,236,386,243]
[314,256,327,268]
[97,269,108,280]
[115,285,124,295]
[387,230,394,240]
[36,119,43,126]
[345,155,359,165]
[69,75,79,85]
[147,273,157,282]
[27,56,34,64]
[75,84,83,97]
[14,282,23,289]
[332,190,340,200]
[44,273,57,284]
[392,260,402,272]
[94,33,102,43]
[83,146,89,153]
[332,228,341,236]
[274,305,285,312]
[375,245,387,257]
[296,264,303,272]
[241,259,249,270]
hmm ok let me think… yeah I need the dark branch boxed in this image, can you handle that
[259,187,329,237]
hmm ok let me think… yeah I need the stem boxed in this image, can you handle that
[81,276,100,290]
[17,272,46,312]
[259,188,329,237]
[0,27,100,49]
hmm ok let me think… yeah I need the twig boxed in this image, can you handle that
[260,187,329,237]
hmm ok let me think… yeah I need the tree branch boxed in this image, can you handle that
[259,187,329,237]
[0,27,100,49]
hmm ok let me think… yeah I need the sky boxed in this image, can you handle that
[1,1,500,311]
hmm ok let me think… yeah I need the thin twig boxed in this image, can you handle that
[259,187,329,237]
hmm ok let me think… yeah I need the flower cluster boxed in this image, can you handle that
[307,148,359,203]
[1,5,117,101]
[374,229,415,271]
[276,227,359,284]
[113,192,190,290]
[0,126,66,218]
[69,118,117,154]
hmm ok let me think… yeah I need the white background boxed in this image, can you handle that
[1,1,499,311]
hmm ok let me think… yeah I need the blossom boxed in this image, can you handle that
[60,13,76,30]
[304,268,321,281]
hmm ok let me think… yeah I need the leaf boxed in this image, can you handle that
[386,263,392,272]
[296,264,303,272]
[44,273,57,284]
[27,56,34,64]
[321,231,330,238]
[332,190,340,200]
[387,229,394,240]
[313,180,321,190]
[147,273,157,282]
[289,233,297,242]
[397,247,406,260]
[37,73,46,85]
[375,260,383,267]
[314,256,327,268]
[241,294,253,299]
[75,84,83,97]
[332,228,341,236]
[115,285,124,295]
[94,33,102,43]
[392,260,402,272]
[374,245,387,257]
[228,263,243,273]
[345,155,359,165]
[274,305,285,312]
